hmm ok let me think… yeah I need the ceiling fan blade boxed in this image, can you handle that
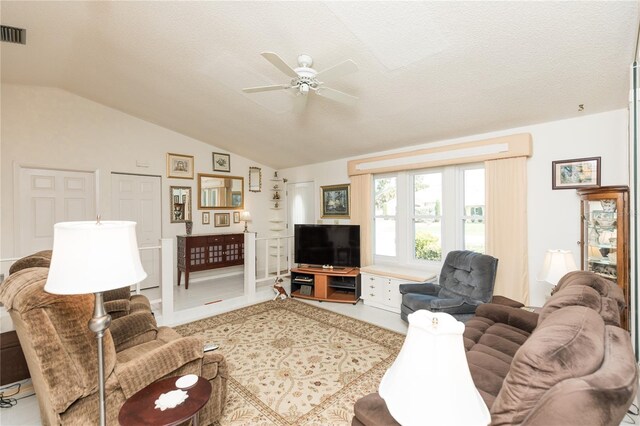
[261,52,299,78]
[316,59,358,81]
[292,92,308,113]
[242,84,290,93]
[315,86,358,106]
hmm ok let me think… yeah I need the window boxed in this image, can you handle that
[462,168,485,253]
[373,165,484,265]
[413,172,442,261]
[374,176,397,257]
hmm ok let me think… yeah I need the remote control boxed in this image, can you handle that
[203,343,219,352]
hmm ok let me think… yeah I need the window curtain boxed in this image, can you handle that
[485,157,529,304]
[350,174,373,266]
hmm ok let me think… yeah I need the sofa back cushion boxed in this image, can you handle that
[438,250,498,303]
[0,267,117,413]
[538,284,621,327]
[554,271,625,315]
[490,306,605,425]
[8,250,52,275]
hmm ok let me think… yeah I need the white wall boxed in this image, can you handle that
[0,84,276,279]
[282,109,629,306]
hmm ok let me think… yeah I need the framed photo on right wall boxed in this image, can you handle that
[321,184,350,218]
[552,156,601,190]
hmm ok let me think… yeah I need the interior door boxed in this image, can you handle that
[287,181,316,231]
[111,173,162,290]
[17,167,96,256]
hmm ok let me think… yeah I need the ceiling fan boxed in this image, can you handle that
[242,52,359,111]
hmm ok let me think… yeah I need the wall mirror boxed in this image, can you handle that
[248,167,262,192]
[198,173,244,209]
[170,186,192,223]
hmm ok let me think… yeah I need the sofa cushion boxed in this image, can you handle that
[539,284,620,327]
[519,325,637,426]
[8,250,52,275]
[490,306,605,425]
[554,271,625,315]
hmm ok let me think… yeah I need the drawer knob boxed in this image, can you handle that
[370,293,375,297]
[369,277,375,280]
[369,285,375,289]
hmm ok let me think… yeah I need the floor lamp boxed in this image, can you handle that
[44,220,147,426]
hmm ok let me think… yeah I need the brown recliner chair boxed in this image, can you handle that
[9,250,153,319]
[0,267,227,425]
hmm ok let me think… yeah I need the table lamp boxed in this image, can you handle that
[44,220,147,426]
[240,211,251,232]
[538,249,578,286]
[379,310,490,426]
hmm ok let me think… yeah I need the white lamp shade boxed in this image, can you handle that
[379,310,490,426]
[538,249,578,286]
[240,211,251,221]
[45,221,147,295]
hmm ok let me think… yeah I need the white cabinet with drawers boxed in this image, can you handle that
[360,265,438,314]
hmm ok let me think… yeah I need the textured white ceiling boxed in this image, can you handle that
[1,1,637,169]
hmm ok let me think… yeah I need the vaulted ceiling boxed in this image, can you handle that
[1,1,637,169]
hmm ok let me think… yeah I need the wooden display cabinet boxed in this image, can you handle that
[177,233,244,289]
[577,186,629,330]
[290,267,361,304]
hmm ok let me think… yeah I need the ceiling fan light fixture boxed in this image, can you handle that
[243,52,358,109]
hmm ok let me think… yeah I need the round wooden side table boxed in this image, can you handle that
[118,376,212,426]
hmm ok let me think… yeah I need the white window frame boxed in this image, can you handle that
[373,163,484,267]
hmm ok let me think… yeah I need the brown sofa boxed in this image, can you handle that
[352,271,638,425]
[0,266,228,425]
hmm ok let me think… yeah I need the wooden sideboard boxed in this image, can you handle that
[177,233,244,289]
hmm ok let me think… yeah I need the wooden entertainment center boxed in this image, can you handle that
[290,267,361,304]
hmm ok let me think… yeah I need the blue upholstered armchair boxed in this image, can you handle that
[399,250,498,322]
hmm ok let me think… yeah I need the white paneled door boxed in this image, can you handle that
[17,167,96,256]
[287,181,316,230]
[111,173,162,290]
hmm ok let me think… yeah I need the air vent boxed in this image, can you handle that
[1,25,26,44]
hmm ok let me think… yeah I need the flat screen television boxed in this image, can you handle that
[294,224,360,268]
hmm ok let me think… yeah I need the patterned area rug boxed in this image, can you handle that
[174,299,404,425]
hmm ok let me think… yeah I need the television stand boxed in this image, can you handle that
[290,267,361,304]
[295,265,356,275]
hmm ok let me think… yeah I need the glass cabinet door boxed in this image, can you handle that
[583,198,618,281]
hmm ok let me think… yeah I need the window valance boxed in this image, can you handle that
[348,133,532,176]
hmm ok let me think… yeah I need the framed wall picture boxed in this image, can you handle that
[552,157,601,190]
[321,184,350,218]
[214,212,230,227]
[233,211,240,223]
[167,153,194,179]
[202,211,210,225]
[213,152,231,172]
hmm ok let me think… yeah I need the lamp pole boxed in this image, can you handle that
[88,292,111,426]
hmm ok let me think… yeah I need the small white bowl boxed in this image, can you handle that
[175,374,198,389]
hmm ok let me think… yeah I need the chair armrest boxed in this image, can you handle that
[110,311,158,352]
[104,299,130,319]
[491,295,525,308]
[399,282,440,295]
[474,303,539,333]
[430,297,465,310]
[114,335,204,398]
